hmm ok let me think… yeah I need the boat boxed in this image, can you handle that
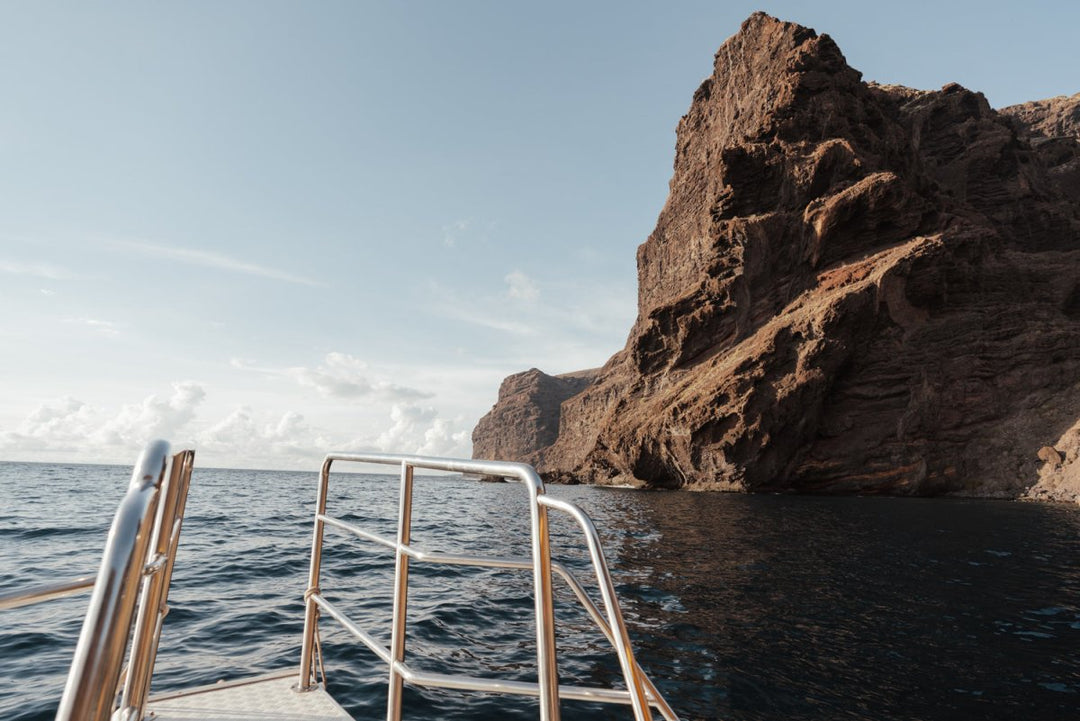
[1,440,681,721]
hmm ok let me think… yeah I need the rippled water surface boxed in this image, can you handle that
[2,461,1080,720]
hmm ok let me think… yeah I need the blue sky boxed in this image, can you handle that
[1,1,1076,469]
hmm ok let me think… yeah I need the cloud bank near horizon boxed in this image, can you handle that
[0,377,470,470]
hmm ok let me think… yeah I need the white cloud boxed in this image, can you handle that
[0,260,75,280]
[195,407,329,466]
[194,402,468,467]
[108,239,322,286]
[440,218,499,249]
[0,385,325,469]
[434,306,538,336]
[291,366,372,398]
[0,382,206,457]
[414,275,637,381]
[280,353,433,401]
[94,382,206,447]
[190,401,467,467]
[197,406,259,448]
[16,397,97,445]
[374,403,469,457]
[505,270,540,302]
[64,317,122,337]
[0,380,469,470]
[442,219,469,248]
[423,274,636,350]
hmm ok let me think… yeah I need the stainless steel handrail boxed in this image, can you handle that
[316,514,677,719]
[0,576,96,611]
[1,441,195,721]
[538,495,677,721]
[121,447,196,714]
[55,439,172,721]
[298,452,679,721]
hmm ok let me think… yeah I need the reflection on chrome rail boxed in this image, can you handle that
[0,440,195,721]
[298,452,680,721]
[1,446,677,721]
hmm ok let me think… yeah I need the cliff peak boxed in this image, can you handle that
[473,14,1080,498]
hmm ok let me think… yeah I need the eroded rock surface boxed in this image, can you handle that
[1001,93,1080,204]
[1024,420,1080,503]
[471,368,596,467]
[473,13,1080,496]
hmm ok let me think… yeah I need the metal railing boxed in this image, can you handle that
[0,441,195,721]
[297,453,680,721]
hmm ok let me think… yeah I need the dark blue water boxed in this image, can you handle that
[2,462,1079,720]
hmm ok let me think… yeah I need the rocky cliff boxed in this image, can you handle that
[471,368,596,468]
[1001,93,1080,206]
[1024,419,1080,503]
[472,13,1080,497]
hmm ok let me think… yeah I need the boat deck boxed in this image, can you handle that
[146,672,354,720]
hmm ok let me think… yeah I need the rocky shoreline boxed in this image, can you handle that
[473,13,1080,500]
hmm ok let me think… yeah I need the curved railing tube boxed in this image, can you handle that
[0,576,95,611]
[540,495,664,721]
[298,452,679,721]
[2,442,194,721]
[54,440,171,721]
[121,447,196,713]
[7,442,197,721]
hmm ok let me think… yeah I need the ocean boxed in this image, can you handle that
[1,461,1079,720]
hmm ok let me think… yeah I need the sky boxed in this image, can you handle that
[0,1,1076,470]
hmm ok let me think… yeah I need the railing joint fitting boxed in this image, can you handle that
[143,554,168,576]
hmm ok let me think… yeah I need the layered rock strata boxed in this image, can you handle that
[471,368,596,468]
[473,13,1080,496]
[1001,93,1080,205]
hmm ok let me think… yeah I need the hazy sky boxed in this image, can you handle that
[1,1,1076,469]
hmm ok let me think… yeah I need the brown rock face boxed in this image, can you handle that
[471,368,596,467]
[1025,420,1080,503]
[1000,92,1080,142]
[1000,93,1080,205]
[473,13,1080,496]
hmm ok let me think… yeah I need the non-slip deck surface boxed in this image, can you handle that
[146,673,355,720]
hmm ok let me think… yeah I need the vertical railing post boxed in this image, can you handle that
[299,457,333,690]
[55,440,170,721]
[541,496,655,721]
[525,470,561,721]
[121,449,195,715]
[386,461,415,721]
